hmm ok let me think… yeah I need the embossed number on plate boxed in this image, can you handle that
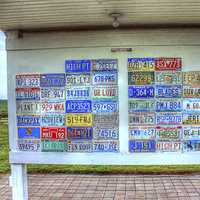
[129,140,156,152]
[93,71,117,85]
[155,71,182,84]
[66,113,92,127]
[67,127,93,140]
[68,141,93,152]
[42,140,67,152]
[128,58,155,71]
[17,115,40,126]
[129,127,155,140]
[18,139,40,152]
[183,126,200,140]
[183,99,200,112]
[92,86,118,100]
[93,127,119,140]
[157,141,181,152]
[41,88,65,100]
[41,114,65,126]
[93,140,119,152]
[92,59,118,71]
[93,100,118,113]
[66,73,91,86]
[156,112,182,125]
[16,74,40,88]
[129,113,155,126]
[128,86,154,99]
[183,71,200,86]
[16,88,40,100]
[16,101,40,114]
[40,73,65,87]
[183,86,200,98]
[128,72,154,85]
[65,60,91,72]
[182,113,200,124]
[156,126,181,140]
[41,101,65,113]
[129,100,155,112]
[155,85,182,98]
[156,99,182,112]
[41,127,66,140]
[66,87,90,100]
[66,100,92,113]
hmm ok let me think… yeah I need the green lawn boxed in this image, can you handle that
[1,100,200,174]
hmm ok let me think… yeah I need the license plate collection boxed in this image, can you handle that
[15,57,200,153]
[16,59,119,152]
[128,57,200,152]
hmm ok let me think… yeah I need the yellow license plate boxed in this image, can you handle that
[66,113,92,127]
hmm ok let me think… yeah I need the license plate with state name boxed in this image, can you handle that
[129,140,156,152]
[65,60,91,72]
[155,85,182,98]
[66,87,90,100]
[18,139,40,151]
[41,88,65,100]
[93,140,119,152]
[128,58,155,71]
[68,141,93,152]
[17,115,40,126]
[183,126,200,140]
[156,126,181,140]
[41,101,65,113]
[182,113,200,125]
[92,86,118,100]
[66,113,92,127]
[41,140,67,152]
[92,59,118,71]
[67,127,93,140]
[156,99,182,112]
[93,127,119,140]
[128,100,155,112]
[66,100,92,113]
[41,127,66,140]
[129,113,155,126]
[128,86,154,99]
[16,74,40,88]
[16,88,40,100]
[41,114,65,126]
[40,73,65,87]
[155,71,182,84]
[129,127,155,140]
[16,101,41,114]
[92,71,117,85]
[92,100,118,113]
[18,127,40,139]
[157,141,181,152]
[66,73,91,86]
[183,71,200,86]
[156,113,182,125]
[128,71,154,85]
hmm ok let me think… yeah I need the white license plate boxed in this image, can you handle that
[92,100,118,113]
[155,71,182,84]
[183,99,200,112]
[16,88,40,100]
[92,86,118,100]
[156,99,182,112]
[16,74,40,88]
[18,139,40,152]
[41,114,65,126]
[183,126,200,140]
[41,88,65,100]
[157,141,181,152]
[93,114,119,127]
[156,113,182,125]
[93,127,119,140]
[41,101,65,113]
[92,71,117,85]
[16,101,41,114]
[93,140,119,152]
[129,127,155,140]
[129,113,155,126]
[68,142,93,152]
[128,100,155,112]
[66,73,91,86]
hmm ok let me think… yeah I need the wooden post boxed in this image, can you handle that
[11,164,28,200]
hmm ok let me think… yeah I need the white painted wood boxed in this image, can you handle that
[11,164,28,200]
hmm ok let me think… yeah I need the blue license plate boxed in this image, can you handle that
[183,140,200,151]
[93,141,119,152]
[66,100,92,113]
[18,127,40,139]
[65,60,91,72]
[17,115,40,126]
[67,127,93,140]
[155,85,182,98]
[129,140,156,152]
[128,86,154,98]
[66,87,90,100]
[92,59,118,71]
[92,100,118,113]
[40,73,65,87]
[156,113,182,125]
[92,71,118,85]
[156,99,182,112]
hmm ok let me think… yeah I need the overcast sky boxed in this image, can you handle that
[0,31,7,99]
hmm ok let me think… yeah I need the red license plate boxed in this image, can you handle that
[41,127,66,140]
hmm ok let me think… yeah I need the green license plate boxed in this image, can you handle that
[41,140,67,152]
[128,72,154,85]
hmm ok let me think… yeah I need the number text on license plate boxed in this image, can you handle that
[68,142,93,152]
[157,141,181,152]
[66,113,92,127]
[156,113,182,125]
[92,86,118,100]
[183,86,200,98]
[16,101,40,114]
[128,58,155,71]
[41,127,66,140]
[16,88,40,100]
[16,74,40,88]
[129,127,155,140]
[93,71,117,85]
[128,86,154,99]
[41,88,65,100]
[92,59,118,71]
[156,99,182,112]
[155,71,182,84]
[66,100,92,113]
[156,126,181,140]
[183,126,200,140]
[183,71,200,86]
[128,72,154,85]
[67,127,93,140]
[183,99,200,112]
[66,87,90,100]
[42,140,67,152]
[94,127,119,140]
[66,73,90,86]
[129,113,155,125]
[129,140,156,152]
[129,100,155,112]
[17,115,40,126]
[41,101,65,113]
[40,73,65,87]
[93,100,118,113]
[182,113,200,124]
[65,60,91,72]
[93,141,119,152]
[41,114,65,126]
[155,85,182,98]
[18,139,40,151]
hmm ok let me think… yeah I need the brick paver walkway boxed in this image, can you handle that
[0,174,200,200]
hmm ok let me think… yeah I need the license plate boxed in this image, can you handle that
[128,72,154,85]
[129,113,155,126]
[128,58,155,71]
[183,86,200,98]
[183,99,200,112]
[156,126,181,140]
[41,88,65,100]
[128,100,155,112]
[66,100,92,113]
[41,127,66,140]
[67,127,93,140]
[92,100,118,113]
[40,73,65,87]
[93,127,119,140]
[128,86,154,99]
[41,101,65,113]
[17,115,40,126]
[155,57,182,71]
[155,85,182,98]
[65,60,91,72]
[18,127,40,139]
[129,140,156,152]
[183,71,200,86]
[66,73,91,86]
[66,113,92,127]
[157,141,181,152]
[156,99,182,112]
[93,140,119,152]
[183,126,200,140]
[182,113,200,124]
[92,86,118,100]
[16,74,40,88]
[68,141,93,152]
[129,127,155,140]
[18,139,40,151]
[66,87,90,100]
[92,59,118,71]
[93,114,119,126]
[16,88,40,100]
[183,140,200,151]
[155,71,182,84]
[41,114,65,126]
[92,71,118,85]
[41,140,67,152]
[16,101,40,114]
[156,112,182,125]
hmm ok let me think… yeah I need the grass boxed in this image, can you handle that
[1,100,200,174]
